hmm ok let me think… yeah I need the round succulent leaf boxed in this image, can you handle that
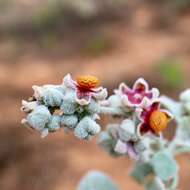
[43,88,63,107]
[74,117,101,139]
[61,114,78,129]
[26,105,51,130]
[60,100,77,114]
[47,115,61,131]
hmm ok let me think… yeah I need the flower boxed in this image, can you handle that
[114,140,140,160]
[137,99,172,135]
[113,120,147,160]
[63,74,108,105]
[98,121,149,160]
[115,78,159,107]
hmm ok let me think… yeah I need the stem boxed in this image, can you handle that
[169,139,190,156]
[98,106,126,116]
[173,146,190,156]
[168,175,178,190]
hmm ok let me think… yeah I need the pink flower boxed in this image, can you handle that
[115,78,159,107]
[114,139,139,160]
[137,99,172,135]
[63,74,108,105]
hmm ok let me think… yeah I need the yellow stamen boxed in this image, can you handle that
[149,111,169,133]
[76,75,99,89]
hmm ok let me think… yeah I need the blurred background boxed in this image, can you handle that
[0,0,190,189]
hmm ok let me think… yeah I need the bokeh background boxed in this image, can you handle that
[0,0,190,189]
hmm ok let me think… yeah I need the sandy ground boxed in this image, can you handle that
[0,2,190,190]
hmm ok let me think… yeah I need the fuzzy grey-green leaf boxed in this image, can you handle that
[130,163,153,184]
[150,151,178,181]
[76,171,118,190]
[97,131,119,156]
[145,177,165,190]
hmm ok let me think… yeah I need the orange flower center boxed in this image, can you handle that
[149,111,169,133]
[76,75,99,90]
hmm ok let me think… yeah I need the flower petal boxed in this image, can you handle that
[122,93,144,106]
[133,78,149,92]
[75,90,92,105]
[116,82,131,95]
[114,140,128,154]
[126,143,139,160]
[160,109,173,120]
[137,100,160,121]
[122,95,135,107]
[92,88,108,101]
[32,85,43,100]
[151,88,160,99]
[137,123,153,137]
[136,98,153,121]
[62,73,76,89]
[150,101,160,111]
